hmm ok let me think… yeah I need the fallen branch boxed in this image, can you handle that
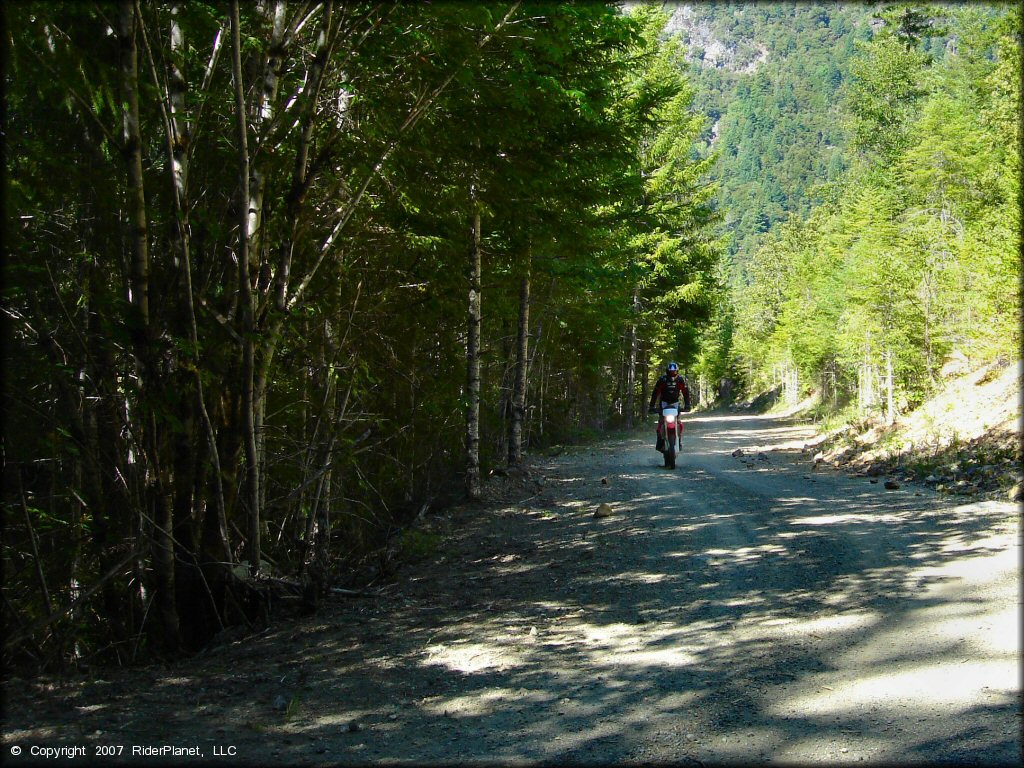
[330,586,390,598]
[261,575,389,599]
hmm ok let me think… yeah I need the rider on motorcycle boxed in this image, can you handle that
[648,362,691,451]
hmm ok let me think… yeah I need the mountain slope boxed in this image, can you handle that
[660,1,873,263]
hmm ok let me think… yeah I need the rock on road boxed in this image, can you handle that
[4,412,1019,765]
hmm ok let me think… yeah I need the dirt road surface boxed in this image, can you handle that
[5,412,1020,765]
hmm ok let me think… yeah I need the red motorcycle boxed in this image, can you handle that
[654,403,683,469]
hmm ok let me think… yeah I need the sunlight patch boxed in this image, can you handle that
[904,538,1018,596]
[773,659,1016,716]
[612,647,699,668]
[790,511,906,525]
[619,473,665,482]
[935,527,1020,557]
[559,500,589,510]
[770,611,877,638]
[777,496,819,505]
[419,687,540,718]
[724,594,766,608]
[605,571,669,584]
[580,622,640,645]
[572,622,706,668]
[702,543,788,564]
[314,709,374,728]
[977,606,1020,655]
[422,642,523,673]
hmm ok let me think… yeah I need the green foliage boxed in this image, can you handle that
[6,0,720,667]
[396,530,442,562]
[18,0,1013,670]
[847,33,930,162]
[875,4,949,50]
[676,4,870,263]
[611,5,722,385]
[721,3,1019,415]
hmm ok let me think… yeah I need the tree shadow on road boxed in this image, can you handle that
[4,417,1018,765]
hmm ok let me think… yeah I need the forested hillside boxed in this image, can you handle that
[677,3,1019,416]
[663,2,869,259]
[3,2,719,666]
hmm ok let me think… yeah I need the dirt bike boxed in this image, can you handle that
[652,402,685,469]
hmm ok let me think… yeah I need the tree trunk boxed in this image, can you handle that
[168,0,232,591]
[277,0,336,313]
[244,2,294,557]
[640,341,650,416]
[886,349,895,424]
[302,318,336,562]
[625,286,639,428]
[465,204,482,500]
[119,1,149,335]
[231,0,262,578]
[923,268,935,385]
[508,249,531,467]
[247,0,288,284]
[171,8,232,568]
[119,0,179,653]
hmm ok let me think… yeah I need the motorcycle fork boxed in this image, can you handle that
[658,412,680,450]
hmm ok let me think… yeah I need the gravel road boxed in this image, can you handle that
[5,411,1019,765]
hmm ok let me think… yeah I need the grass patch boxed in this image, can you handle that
[396,529,442,561]
[818,404,859,434]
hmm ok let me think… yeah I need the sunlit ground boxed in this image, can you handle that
[328,484,1018,762]
[238,413,1022,761]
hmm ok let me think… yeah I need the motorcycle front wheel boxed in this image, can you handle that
[665,446,675,469]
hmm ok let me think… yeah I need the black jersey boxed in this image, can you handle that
[650,374,690,408]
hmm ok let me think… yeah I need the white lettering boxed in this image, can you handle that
[29,745,87,759]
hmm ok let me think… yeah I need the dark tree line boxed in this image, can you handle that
[3,2,719,668]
